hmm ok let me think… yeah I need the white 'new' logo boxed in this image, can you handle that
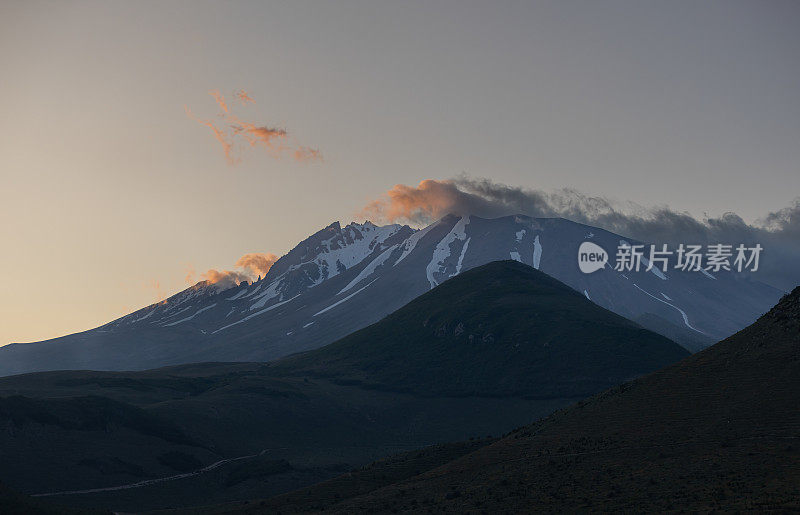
[578,242,608,274]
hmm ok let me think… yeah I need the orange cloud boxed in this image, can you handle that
[200,269,250,289]
[230,116,288,151]
[184,252,278,290]
[236,252,278,277]
[294,146,324,163]
[146,279,166,303]
[186,90,321,165]
[185,106,237,165]
[234,89,256,105]
[184,264,196,285]
[360,179,470,224]
[209,89,228,114]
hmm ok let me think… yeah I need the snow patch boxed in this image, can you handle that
[453,237,470,276]
[315,279,377,317]
[426,216,470,288]
[241,284,263,298]
[158,305,192,323]
[642,257,668,280]
[226,288,249,301]
[306,223,402,285]
[249,281,282,310]
[394,223,436,266]
[532,235,542,269]
[620,240,667,280]
[131,308,158,324]
[163,303,217,327]
[212,295,300,334]
[701,269,717,280]
[633,284,704,334]
[339,244,398,294]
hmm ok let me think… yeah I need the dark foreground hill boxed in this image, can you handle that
[0,481,109,515]
[0,262,687,512]
[221,286,800,513]
[275,260,689,398]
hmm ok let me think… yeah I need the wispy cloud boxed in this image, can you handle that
[200,269,250,289]
[186,89,322,166]
[209,89,228,114]
[229,115,287,151]
[294,146,323,163]
[185,252,280,289]
[359,179,478,226]
[146,279,166,304]
[235,253,278,277]
[234,89,256,105]
[184,106,237,165]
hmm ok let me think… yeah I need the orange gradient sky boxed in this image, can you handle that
[1,1,799,346]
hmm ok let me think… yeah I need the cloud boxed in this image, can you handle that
[184,252,280,291]
[185,106,237,165]
[294,146,324,163]
[235,253,279,277]
[360,176,800,291]
[146,279,166,304]
[229,115,288,151]
[186,90,320,166]
[359,179,498,226]
[209,89,228,114]
[234,89,256,105]
[200,269,251,290]
[184,264,196,285]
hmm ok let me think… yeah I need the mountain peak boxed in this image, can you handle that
[323,221,341,232]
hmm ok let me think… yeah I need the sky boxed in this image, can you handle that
[1,0,799,346]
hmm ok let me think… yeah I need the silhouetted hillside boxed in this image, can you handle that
[276,261,688,398]
[236,286,800,513]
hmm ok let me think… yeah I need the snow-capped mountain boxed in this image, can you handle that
[0,215,783,376]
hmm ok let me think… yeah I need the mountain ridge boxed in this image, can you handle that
[0,214,783,376]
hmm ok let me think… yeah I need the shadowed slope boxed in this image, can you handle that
[240,286,800,513]
[274,260,689,398]
[0,481,109,515]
